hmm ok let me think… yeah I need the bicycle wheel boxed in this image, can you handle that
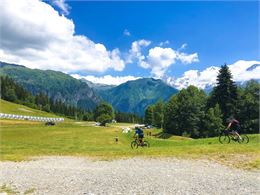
[143,141,150,148]
[219,134,230,144]
[238,135,249,144]
[131,141,138,149]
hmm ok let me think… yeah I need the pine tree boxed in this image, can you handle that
[209,64,238,120]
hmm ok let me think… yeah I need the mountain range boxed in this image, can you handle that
[96,78,178,115]
[2,60,257,115]
[0,61,178,115]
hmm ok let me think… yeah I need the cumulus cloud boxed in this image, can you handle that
[0,0,125,73]
[71,74,141,85]
[126,39,151,64]
[143,47,177,78]
[52,0,70,15]
[138,46,199,78]
[123,29,131,36]
[177,52,199,64]
[126,39,199,78]
[167,60,260,89]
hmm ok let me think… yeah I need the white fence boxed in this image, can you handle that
[0,113,64,122]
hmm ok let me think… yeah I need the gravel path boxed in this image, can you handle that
[0,156,259,195]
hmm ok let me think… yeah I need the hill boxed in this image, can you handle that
[98,78,178,115]
[0,61,101,110]
[0,99,60,117]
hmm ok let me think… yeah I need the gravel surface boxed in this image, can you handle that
[0,156,259,195]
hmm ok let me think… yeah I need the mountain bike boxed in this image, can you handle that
[219,130,249,144]
[131,137,150,149]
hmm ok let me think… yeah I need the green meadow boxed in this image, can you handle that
[0,99,60,118]
[0,100,259,170]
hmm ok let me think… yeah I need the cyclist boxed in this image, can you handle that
[226,117,242,140]
[134,126,144,146]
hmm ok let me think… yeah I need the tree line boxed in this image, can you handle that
[0,76,142,123]
[144,65,259,138]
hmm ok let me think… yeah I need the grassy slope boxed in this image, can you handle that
[0,99,62,118]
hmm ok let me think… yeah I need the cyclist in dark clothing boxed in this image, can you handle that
[134,127,144,145]
[226,118,242,140]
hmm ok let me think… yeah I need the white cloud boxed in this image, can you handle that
[130,40,151,55]
[123,29,131,36]
[0,0,125,73]
[177,52,199,64]
[139,46,199,78]
[228,60,260,82]
[127,41,199,78]
[143,47,177,78]
[52,0,70,15]
[126,39,151,64]
[179,43,187,50]
[171,66,219,89]
[71,74,141,85]
[167,60,260,89]
[159,40,170,46]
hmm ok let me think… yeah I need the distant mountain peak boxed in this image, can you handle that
[81,79,116,91]
[165,60,260,90]
[246,64,260,71]
[97,78,178,116]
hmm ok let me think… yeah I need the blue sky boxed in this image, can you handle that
[0,0,259,87]
[66,1,259,77]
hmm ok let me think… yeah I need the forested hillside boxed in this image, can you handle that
[0,61,100,110]
[98,78,178,115]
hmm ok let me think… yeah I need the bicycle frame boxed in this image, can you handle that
[224,130,239,141]
[134,137,143,145]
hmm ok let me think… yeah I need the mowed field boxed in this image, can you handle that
[0,100,259,170]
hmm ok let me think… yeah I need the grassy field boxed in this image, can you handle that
[0,100,259,170]
[0,119,259,169]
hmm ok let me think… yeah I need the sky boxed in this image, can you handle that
[0,0,259,88]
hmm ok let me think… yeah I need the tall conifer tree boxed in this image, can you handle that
[210,64,238,120]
